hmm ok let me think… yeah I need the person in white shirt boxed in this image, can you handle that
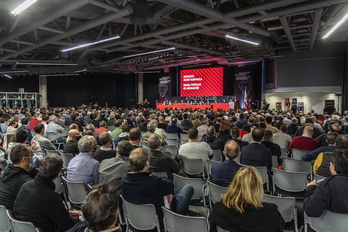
[273,125,292,149]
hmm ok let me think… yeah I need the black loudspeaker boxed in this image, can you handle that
[324,100,335,114]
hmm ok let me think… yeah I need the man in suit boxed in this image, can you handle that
[211,140,241,187]
[240,128,272,172]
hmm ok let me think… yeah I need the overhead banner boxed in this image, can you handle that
[158,73,172,103]
[234,67,255,109]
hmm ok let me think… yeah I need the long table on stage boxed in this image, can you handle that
[156,103,230,111]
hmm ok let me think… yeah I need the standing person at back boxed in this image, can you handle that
[240,128,272,172]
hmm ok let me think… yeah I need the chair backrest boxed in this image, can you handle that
[273,168,307,193]
[211,150,222,162]
[120,196,161,232]
[61,176,87,205]
[6,210,40,232]
[291,149,312,160]
[180,156,205,178]
[207,181,228,204]
[0,205,12,232]
[313,174,326,182]
[0,160,8,172]
[166,133,178,141]
[272,155,278,169]
[283,157,312,174]
[255,166,269,191]
[61,153,74,169]
[263,194,297,223]
[151,171,168,178]
[162,206,208,232]
[164,139,177,147]
[173,173,203,200]
[46,131,59,142]
[281,147,288,158]
[216,226,229,232]
[53,175,64,194]
[307,210,348,232]
[44,149,60,156]
[163,145,178,156]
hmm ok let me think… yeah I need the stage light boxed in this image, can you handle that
[61,35,120,52]
[323,12,348,39]
[4,74,13,79]
[225,34,260,46]
[11,0,37,16]
[16,62,78,66]
[122,47,176,59]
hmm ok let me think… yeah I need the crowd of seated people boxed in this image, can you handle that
[0,104,347,231]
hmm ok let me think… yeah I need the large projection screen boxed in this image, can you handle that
[180,67,224,97]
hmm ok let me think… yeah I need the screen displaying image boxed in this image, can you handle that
[180,67,223,97]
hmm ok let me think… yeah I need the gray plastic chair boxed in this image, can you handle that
[313,174,326,182]
[263,194,298,232]
[207,181,228,209]
[273,168,307,198]
[173,173,204,203]
[211,149,223,162]
[216,226,229,232]
[166,133,179,141]
[6,210,42,232]
[0,205,12,232]
[164,139,178,147]
[282,157,312,174]
[61,153,74,169]
[151,171,168,178]
[61,176,87,208]
[305,210,348,232]
[162,206,208,232]
[281,147,288,158]
[120,195,161,232]
[255,166,269,191]
[291,149,313,160]
[179,156,206,179]
[272,155,278,169]
[163,145,178,157]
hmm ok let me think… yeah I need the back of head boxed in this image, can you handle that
[38,154,63,180]
[117,141,133,158]
[148,133,161,150]
[99,121,107,128]
[21,118,28,125]
[305,117,313,124]
[336,134,348,149]
[327,132,339,145]
[330,123,341,133]
[78,135,96,153]
[220,123,230,132]
[265,116,272,124]
[129,148,149,172]
[252,128,264,142]
[99,132,111,146]
[86,124,96,132]
[230,127,240,139]
[114,119,122,127]
[70,113,77,120]
[188,128,198,140]
[129,128,141,141]
[147,120,157,132]
[68,129,80,139]
[49,114,56,122]
[262,130,273,142]
[10,144,29,164]
[122,124,132,133]
[202,117,209,125]
[222,166,263,213]
[224,140,240,160]
[34,123,44,134]
[235,121,243,129]
[280,125,288,133]
[82,184,119,232]
[303,126,314,136]
[331,149,348,174]
[291,118,298,124]
[15,129,29,143]
[206,126,216,137]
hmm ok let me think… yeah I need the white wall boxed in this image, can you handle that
[265,92,340,113]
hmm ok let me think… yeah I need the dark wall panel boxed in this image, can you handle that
[0,75,39,92]
[143,73,161,106]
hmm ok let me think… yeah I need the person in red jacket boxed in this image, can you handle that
[288,126,320,151]
[29,112,42,131]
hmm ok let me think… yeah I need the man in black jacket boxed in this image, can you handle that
[304,149,348,217]
[13,154,78,232]
[0,144,33,209]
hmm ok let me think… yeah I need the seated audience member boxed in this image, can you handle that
[180,113,193,131]
[295,118,322,139]
[217,123,232,143]
[241,128,272,172]
[316,123,342,147]
[63,129,81,155]
[46,114,66,143]
[261,130,281,164]
[166,118,183,136]
[95,121,109,136]
[209,166,284,232]
[18,118,33,143]
[148,134,185,180]
[179,128,213,165]
[273,115,285,130]
[242,116,255,133]
[70,113,83,132]
[301,132,338,161]
[94,132,115,163]
[0,145,33,209]
[121,148,194,230]
[265,115,279,134]
[273,125,292,149]
[202,126,225,151]
[287,118,299,135]
[32,123,56,150]
[304,149,348,219]
[191,114,202,127]
[111,119,123,140]
[235,121,248,138]
[242,124,257,144]
[67,135,100,186]
[98,141,133,195]
[230,127,249,148]
[28,112,42,131]
[107,113,116,126]
[13,154,78,232]
[129,127,142,149]
[142,120,161,144]
[157,116,167,131]
[211,140,241,187]
[313,134,348,177]
[90,113,100,128]
[114,124,131,147]
[66,184,121,232]
[197,117,209,137]
[288,126,320,152]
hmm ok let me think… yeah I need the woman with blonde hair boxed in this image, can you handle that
[209,166,284,232]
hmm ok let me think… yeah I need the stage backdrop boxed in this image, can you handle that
[158,72,172,103]
[234,66,255,109]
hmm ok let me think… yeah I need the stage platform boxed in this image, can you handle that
[156,103,230,111]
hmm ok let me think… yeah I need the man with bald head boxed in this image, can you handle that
[63,129,81,155]
[289,126,320,152]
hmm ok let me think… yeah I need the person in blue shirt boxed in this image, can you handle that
[301,132,338,161]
